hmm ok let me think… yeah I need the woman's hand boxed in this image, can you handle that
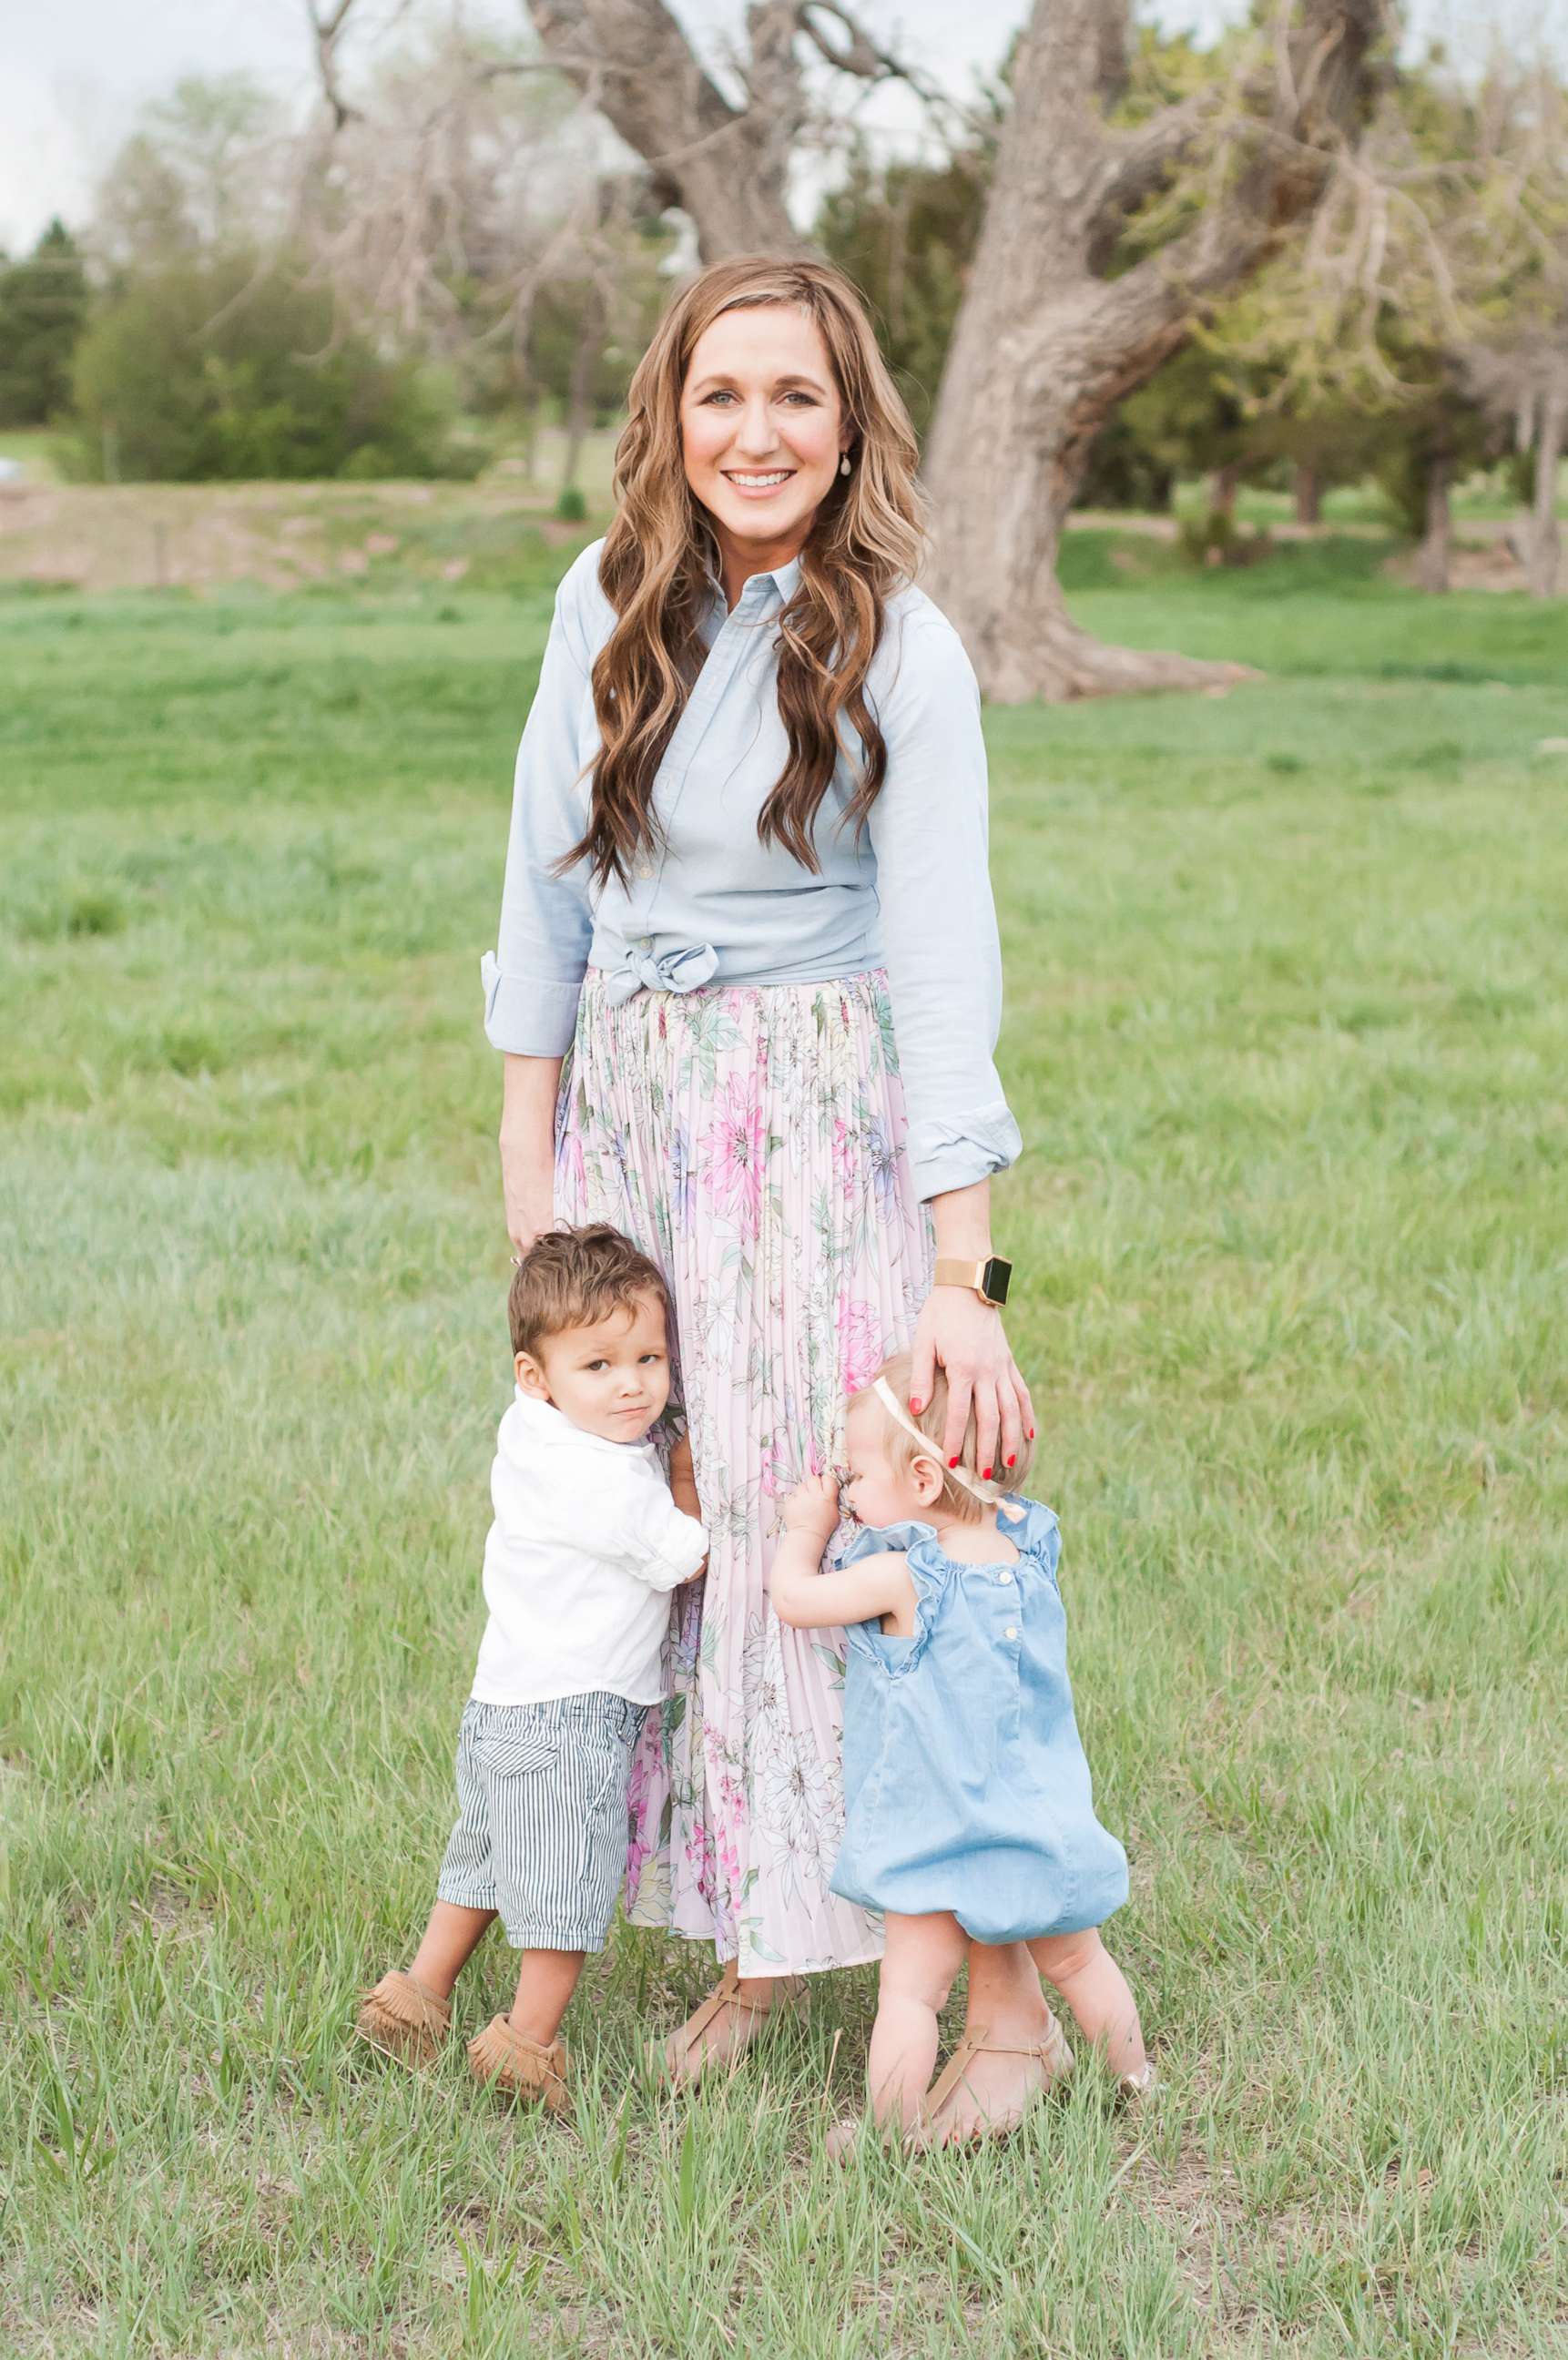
[500,1138,556,1258]
[908,1288,1034,1485]
[781,1472,841,1548]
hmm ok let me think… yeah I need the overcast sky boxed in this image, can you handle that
[1,0,1245,250]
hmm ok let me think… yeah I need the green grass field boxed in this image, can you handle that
[3,530,1565,2357]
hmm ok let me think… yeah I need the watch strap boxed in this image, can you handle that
[933,1258,986,1292]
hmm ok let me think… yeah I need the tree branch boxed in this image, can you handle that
[305,0,364,129]
[1093,88,1225,238]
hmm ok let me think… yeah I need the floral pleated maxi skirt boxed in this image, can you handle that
[554,965,934,1975]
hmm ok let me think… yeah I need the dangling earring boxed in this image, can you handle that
[840,451,852,478]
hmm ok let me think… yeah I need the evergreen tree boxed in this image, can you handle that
[0,219,90,425]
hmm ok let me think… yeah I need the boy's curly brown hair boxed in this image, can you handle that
[509,1223,672,1362]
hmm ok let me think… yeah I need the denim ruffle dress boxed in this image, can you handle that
[828,1497,1129,1946]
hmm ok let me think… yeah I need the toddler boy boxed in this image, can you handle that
[356,1223,706,2109]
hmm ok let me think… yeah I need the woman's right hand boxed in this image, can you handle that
[499,1136,555,1258]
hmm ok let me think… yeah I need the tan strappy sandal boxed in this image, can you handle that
[925,2009,1074,2145]
[354,1969,452,2068]
[466,2014,570,2113]
[659,1960,806,2084]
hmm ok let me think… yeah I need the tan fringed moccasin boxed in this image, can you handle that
[925,2008,1074,2146]
[355,1969,453,2067]
[466,2014,570,2114]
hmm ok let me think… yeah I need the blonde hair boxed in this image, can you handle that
[850,1350,1036,1525]
[558,252,927,893]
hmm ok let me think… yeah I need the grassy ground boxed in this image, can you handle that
[3,531,1565,2357]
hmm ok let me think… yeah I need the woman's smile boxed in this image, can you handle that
[722,468,797,497]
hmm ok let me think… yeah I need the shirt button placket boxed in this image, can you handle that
[643,588,761,904]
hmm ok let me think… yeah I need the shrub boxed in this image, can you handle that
[555,483,588,522]
[1176,510,1273,570]
[66,254,467,482]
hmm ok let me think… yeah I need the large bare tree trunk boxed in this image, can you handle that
[1527,373,1564,598]
[923,0,1385,700]
[1295,464,1322,526]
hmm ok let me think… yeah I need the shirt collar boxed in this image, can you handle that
[509,1386,657,1458]
[702,553,804,613]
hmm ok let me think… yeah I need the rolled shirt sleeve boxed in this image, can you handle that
[482,561,598,1055]
[569,1469,708,1593]
[865,614,1023,1201]
[619,1490,710,1593]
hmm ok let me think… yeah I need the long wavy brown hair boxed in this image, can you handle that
[558,255,927,890]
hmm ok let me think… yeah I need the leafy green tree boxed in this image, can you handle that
[66,254,470,482]
[0,219,91,425]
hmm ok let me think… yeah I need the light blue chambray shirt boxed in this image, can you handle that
[482,538,1022,1201]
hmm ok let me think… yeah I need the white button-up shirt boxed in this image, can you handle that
[481,540,1022,1201]
[470,1390,708,1708]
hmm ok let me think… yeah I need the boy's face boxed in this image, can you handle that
[840,1396,940,1531]
[516,1289,673,1443]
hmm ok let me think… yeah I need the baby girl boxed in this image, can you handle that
[772,1348,1152,2149]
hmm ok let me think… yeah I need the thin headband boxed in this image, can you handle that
[871,1377,1018,1511]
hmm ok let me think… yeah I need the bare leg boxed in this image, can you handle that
[407,1900,496,1999]
[860,1912,969,2143]
[932,1939,1061,2143]
[1028,1928,1146,2081]
[509,1948,585,2047]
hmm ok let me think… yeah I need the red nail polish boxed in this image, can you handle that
[982,1466,993,1480]
[909,1398,922,1415]
[948,1456,960,1469]
[1028,1428,1036,1440]
[1007,1454,1016,1468]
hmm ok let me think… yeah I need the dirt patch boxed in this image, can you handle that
[1382,528,1567,595]
[0,479,562,594]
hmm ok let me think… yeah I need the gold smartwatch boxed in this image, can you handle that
[932,1256,1013,1307]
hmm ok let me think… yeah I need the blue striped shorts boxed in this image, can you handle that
[435,1693,647,1951]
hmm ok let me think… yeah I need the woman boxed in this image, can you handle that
[484,255,1058,2138]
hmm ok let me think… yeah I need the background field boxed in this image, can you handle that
[3,532,1565,2357]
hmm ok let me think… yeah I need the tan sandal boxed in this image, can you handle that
[659,1960,806,2084]
[355,1969,452,2068]
[466,2014,570,2114]
[925,2009,1074,2145]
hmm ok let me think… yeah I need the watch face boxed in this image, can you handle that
[982,1256,1012,1306]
